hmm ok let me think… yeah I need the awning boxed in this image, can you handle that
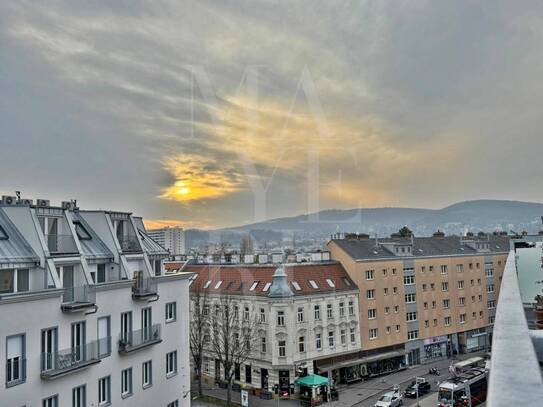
[295,374,329,387]
[317,350,407,371]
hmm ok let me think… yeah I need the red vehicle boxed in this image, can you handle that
[437,367,487,407]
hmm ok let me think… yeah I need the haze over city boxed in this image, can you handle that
[2,1,543,229]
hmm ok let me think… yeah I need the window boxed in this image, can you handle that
[234,306,239,319]
[0,269,14,294]
[472,312,477,320]
[74,221,91,240]
[440,265,448,274]
[405,293,416,303]
[366,289,375,300]
[368,309,377,319]
[120,311,132,343]
[348,300,354,315]
[429,265,434,272]
[243,306,250,321]
[43,395,59,407]
[458,280,465,289]
[489,315,495,324]
[406,312,417,322]
[309,280,319,289]
[0,224,8,240]
[382,269,388,276]
[299,336,305,352]
[471,279,475,286]
[214,281,222,289]
[260,308,266,323]
[392,268,397,275]
[314,305,321,320]
[73,385,86,407]
[340,329,346,345]
[441,282,449,291]
[245,364,252,384]
[444,316,451,326]
[479,295,483,302]
[98,376,111,406]
[407,330,418,340]
[385,306,390,315]
[403,275,415,285]
[421,266,426,273]
[487,284,494,293]
[6,334,25,386]
[456,264,464,273]
[432,301,436,309]
[486,268,494,277]
[277,311,285,326]
[459,297,465,306]
[328,331,335,347]
[386,326,391,334]
[327,303,333,318]
[261,337,267,353]
[350,328,356,343]
[291,281,301,291]
[326,279,335,288]
[166,351,177,377]
[96,264,106,283]
[394,305,399,313]
[343,278,352,286]
[443,299,450,309]
[395,325,400,333]
[142,360,152,389]
[369,328,378,340]
[478,278,481,285]
[121,368,133,398]
[167,401,179,407]
[203,280,212,289]
[430,283,435,291]
[471,296,476,303]
[459,314,466,324]
[384,287,389,295]
[365,270,374,280]
[97,316,111,357]
[423,302,428,309]
[393,286,398,294]
[424,320,429,328]
[165,302,176,322]
[422,283,427,291]
[249,281,259,291]
[316,333,322,350]
[297,307,304,322]
[279,340,286,356]
[339,302,345,317]
[263,282,271,292]
[487,300,496,309]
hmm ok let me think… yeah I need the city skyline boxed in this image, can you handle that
[2,1,543,228]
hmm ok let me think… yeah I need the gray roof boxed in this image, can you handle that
[0,208,39,265]
[138,229,168,256]
[331,235,510,260]
[72,212,113,261]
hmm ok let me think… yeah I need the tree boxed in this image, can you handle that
[398,226,413,237]
[189,286,210,397]
[209,295,258,406]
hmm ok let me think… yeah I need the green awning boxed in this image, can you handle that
[295,374,329,387]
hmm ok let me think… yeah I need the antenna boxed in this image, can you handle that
[15,191,21,202]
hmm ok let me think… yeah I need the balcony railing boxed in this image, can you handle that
[118,236,141,253]
[132,276,158,299]
[5,358,26,387]
[44,234,78,255]
[118,324,162,354]
[61,285,96,312]
[40,340,102,380]
[487,250,543,406]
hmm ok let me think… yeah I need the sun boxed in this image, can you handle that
[174,181,190,196]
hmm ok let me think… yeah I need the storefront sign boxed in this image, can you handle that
[241,390,249,407]
[423,335,448,345]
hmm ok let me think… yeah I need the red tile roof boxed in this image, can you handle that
[186,261,357,296]
[164,261,186,273]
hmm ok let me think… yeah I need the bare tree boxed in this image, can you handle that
[190,286,210,396]
[209,295,258,406]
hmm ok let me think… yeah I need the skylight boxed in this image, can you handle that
[0,225,8,240]
[262,282,271,292]
[342,278,351,286]
[326,279,335,288]
[309,280,319,289]
[292,281,301,291]
[203,280,212,288]
[74,221,91,240]
[249,281,259,291]
[214,281,223,289]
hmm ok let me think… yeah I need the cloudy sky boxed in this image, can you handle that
[1,1,543,229]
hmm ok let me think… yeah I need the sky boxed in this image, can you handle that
[1,1,543,229]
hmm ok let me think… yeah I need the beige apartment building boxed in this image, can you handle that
[326,231,508,374]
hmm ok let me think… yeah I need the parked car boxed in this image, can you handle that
[374,390,403,407]
[404,379,431,398]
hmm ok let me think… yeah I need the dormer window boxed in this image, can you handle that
[0,224,8,240]
[73,221,91,240]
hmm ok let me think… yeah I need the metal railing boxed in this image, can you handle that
[118,236,141,252]
[62,285,96,304]
[118,324,161,353]
[40,340,101,378]
[132,276,158,298]
[44,234,78,254]
[5,358,26,387]
[487,250,543,406]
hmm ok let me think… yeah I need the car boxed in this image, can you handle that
[404,379,431,398]
[374,390,403,407]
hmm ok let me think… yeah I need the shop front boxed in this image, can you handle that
[458,329,488,353]
[423,335,449,362]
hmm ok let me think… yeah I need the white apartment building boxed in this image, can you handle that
[148,227,185,256]
[186,262,361,394]
[0,197,192,407]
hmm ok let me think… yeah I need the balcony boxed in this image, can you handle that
[61,285,96,312]
[44,234,78,255]
[118,324,162,354]
[40,341,102,380]
[118,236,141,253]
[132,276,158,300]
[5,358,26,387]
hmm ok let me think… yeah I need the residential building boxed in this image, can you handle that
[0,197,191,407]
[327,231,509,368]
[148,226,186,256]
[187,261,361,392]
